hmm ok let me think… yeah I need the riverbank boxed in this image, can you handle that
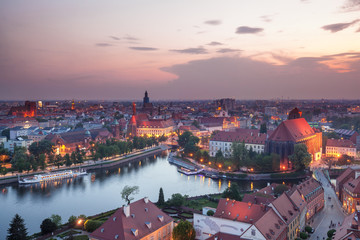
[0,145,168,185]
[170,155,309,181]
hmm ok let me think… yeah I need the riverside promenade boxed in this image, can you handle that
[0,145,168,185]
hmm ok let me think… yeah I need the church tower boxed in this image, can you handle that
[127,102,138,138]
[143,91,150,106]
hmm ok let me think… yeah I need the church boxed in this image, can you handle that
[127,92,175,138]
[265,108,322,170]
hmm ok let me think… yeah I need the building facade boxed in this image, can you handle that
[326,138,357,158]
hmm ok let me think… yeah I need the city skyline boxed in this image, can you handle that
[1,0,360,100]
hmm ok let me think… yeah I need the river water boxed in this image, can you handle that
[0,152,290,238]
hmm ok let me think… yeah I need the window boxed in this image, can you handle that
[251,229,256,236]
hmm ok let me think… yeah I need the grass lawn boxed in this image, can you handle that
[179,212,193,218]
[73,235,89,240]
[57,230,81,238]
[184,197,219,210]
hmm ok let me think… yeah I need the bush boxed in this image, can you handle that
[300,232,308,239]
[40,218,57,235]
[305,226,312,233]
[327,229,336,238]
[206,210,214,216]
[84,220,103,232]
[168,193,185,207]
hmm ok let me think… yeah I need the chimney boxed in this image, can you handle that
[144,197,149,203]
[251,132,253,136]
[355,171,360,180]
[258,133,260,137]
[123,205,130,217]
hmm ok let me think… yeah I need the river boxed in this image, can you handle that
[0,151,292,238]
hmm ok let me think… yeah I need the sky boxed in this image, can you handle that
[1,0,360,100]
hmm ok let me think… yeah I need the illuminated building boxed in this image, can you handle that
[127,102,175,138]
[296,178,324,221]
[336,169,360,214]
[209,129,268,157]
[266,108,322,170]
[8,101,37,117]
[89,198,173,240]
[71,100,75,110]
[326,138,357,158]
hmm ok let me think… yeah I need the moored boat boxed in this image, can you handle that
[18,169,87,184]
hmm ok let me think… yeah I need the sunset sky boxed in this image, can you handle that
[1,0,360,100]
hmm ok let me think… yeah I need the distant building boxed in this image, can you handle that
[90,198,173,240]
[214,98,235,111]
[334,129,359,145]
[266,108,322,170]
[8,101,37,117]
[265,107,278,116]
[142,91,154,113]
[326,138,357,158]
[127,102,175,138]
[209,129,268,157]
[4,139,34,152]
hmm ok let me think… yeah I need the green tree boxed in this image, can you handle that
[84,220,103,232]
[173,221,196,240]
[260,123,267,134]
[39,154,46,170]
[29,154,38,172]
[194,150,202,161]
[178,131,193,148]
[121,185,139,204]
[54,155,63,169]
[40,218,57,234]
[64,153,72,167]
[206,210,214,216]
[76,152,83,165]
[289,144,312,170]
[158,187,165,205]
[232,142,249,170]
[11,148,28,173]
[215,149,223,163]
[48,154,55,165]
[50,214,62,228]
[71,152,77,166]
[1,166,8,176]
[67,215,77,227]
[168,193,185,207]
[274,184,289,196]
[222,182,242,201]
[28,140,54,157]
[7,214,28,240]
[202,151,210,161]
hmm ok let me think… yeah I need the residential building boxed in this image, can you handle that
[209,129,268,157]
[326,138,357,158]
[4,139,34,152]
[90,198,173,240]
[333,210,360,240]
[338,170,360,214]
[334,129,359,145]
[336,168,357,201]
[296,177,324,221]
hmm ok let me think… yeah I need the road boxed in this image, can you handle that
[309,169,345,240]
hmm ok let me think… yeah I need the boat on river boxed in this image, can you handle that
[18,169,87,184]
[177,167,204,176]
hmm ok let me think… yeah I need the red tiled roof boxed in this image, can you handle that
[344,177,360,195]
[90,198,173,240]
[268,118,315,142]
[255,208,287,240]
[336,167,355,191]
[214,198,268,223]
[137,119,175,128]
[270,193,299,224]
[296,178,323,200]
[210,129,268,144]
[257,183,279,195]
[242,193,276,205]
[327,138,356,148]
[289,189,307,212]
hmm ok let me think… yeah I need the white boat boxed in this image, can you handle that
[177,167,204,176]
[18,169,87,184]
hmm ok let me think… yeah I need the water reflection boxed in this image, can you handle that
[0,152,300,239]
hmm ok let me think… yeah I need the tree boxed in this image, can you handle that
[202,151,210,161]
[158,187,165,205]
[67,215,77,227]
[206,210,214,216]
[71,152,77,166]
[121,185,139,204]
[39,154,46,170]
[274,184,289,196]
[64,153,72,167]
[222,182,242,201]
[48,154,55,165]
[194,150,202,161]
[28,140,54,157]
[178,131,193,148]
[7,214,28,240]
[50,214,62,228]
[232,142,249,170]
[76,152,83,165]
[54,155,63,168]
[75,123,83,129]
[84,220,103,232]
[338,154,354,165]
[173,221,196,240]
[11,148,28,173]
[40,218,57,234]
[168,193,185,207]
[215,149,223,163]
[289,144,312,170]
[260,123,267,134]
